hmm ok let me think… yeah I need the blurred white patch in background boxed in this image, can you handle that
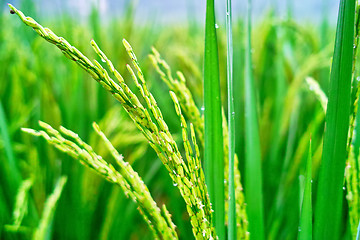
[4,0,340,26]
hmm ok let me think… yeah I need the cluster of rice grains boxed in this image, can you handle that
[150,50,248,239]
[22,121,177,239]
[9,4,217,239]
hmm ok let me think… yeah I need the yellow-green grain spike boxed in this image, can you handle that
[23,122,178,240]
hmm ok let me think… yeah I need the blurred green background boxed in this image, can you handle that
[1,0,355,239]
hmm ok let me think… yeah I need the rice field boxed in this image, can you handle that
[0,0,359,239]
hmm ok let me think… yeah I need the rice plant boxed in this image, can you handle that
[1,0,360,239]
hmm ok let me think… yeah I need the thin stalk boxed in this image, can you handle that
[314,0,356,239]
[225,0,236,239]
[204,0,225,238]
[298,139,313,240]
[33,176,67,240]
[244,0,265,239]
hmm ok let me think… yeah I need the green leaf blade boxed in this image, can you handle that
[244,0,265,239]
[204,0,225,238]
[314,0,356,239]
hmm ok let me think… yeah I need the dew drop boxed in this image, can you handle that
[343,186,346,190]
[215,23,219,29]
[101,58,106,63]
[173,182,178,187]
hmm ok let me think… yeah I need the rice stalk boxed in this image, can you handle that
[345,146,360,239]
[344,5,360,229]
[298,140,313,240]
[33,176,67,240]
[9,4,216,239]
[151,45,248,239]
[221,113,248,240]
[149,49,204,149]
[347,2,360,151]
[22,121,178,240]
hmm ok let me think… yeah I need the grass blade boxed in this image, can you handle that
[33,176,67,240]
[298,139,313,240]
[204,0,225,238]
[0,101,21,189]
[225,0,236,239]
[314,0,356,239]
[244,0,265,239]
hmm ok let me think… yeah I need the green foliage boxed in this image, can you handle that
[314,0,356,239]
[8,5,217,238]
[23,122,177,239]
[346,147,360,240]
